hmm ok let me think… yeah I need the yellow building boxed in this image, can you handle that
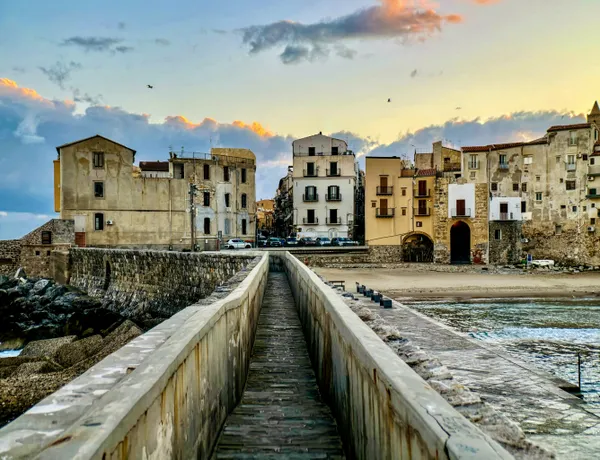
[256,199,274,234]
[365,157,435,262]
[55,135,256,250]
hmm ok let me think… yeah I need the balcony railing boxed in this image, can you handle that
[586,192,600,199]
[443,162,462,172]
[468,161,479,170]
[326,193,342,201]
[566,163,577,172]
[451,208,472,218]
[498,163,509,170]
[326,217,342,225]
[414,189,431,198]
[326,169,341,177]
[376,208,395,218]
[303,217,319,224]
[414,207,431,216]
[499,212,515,221]
[376,186,393,196]
[303,167,319,177]
[303,193,319,202]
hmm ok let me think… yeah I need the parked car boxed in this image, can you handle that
[226,239,252,249]
[258,236,268,247]
[299,237,317,246]
[285,237,299,246]
[279,238,287,246]
[315,237,331,246]
[268,237,283,247]
[331,237,359,247]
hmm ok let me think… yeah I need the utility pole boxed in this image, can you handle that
[189,183,198,251]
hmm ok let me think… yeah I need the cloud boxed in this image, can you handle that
[60,36,130,53]
[118,22,126,30]
[0,212,57,240]
[72,88,103,105]
[240,0,462,64]
[38,61,82,90]
[212,29,227,35]
[12,67,26,74]
[155,38,170,46]
[0,211,7,217]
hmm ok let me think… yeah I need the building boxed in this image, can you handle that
[274,166,294,237]
[256,199,274,235]
[292,133,358,239]
[415,141,462,178]
[353,170,366,244]
[54,135,256,250]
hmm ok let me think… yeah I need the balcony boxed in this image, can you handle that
[326,169,341,177]
[451,208,472,218]
[498,163,509,170]
[414,189,431,198]
[566,163,577,172]
[414,207,431,217]
[303,193,319,202]
[303,167,319,177]
[326,217,342,225]
[326,193,342,202]
[303,217,319,224]
[468,161,479,170]
[376,208,395,218]
[443,162,462,172]
[376,186,393,196]
[499,212,516,221]
[586,192,600,199]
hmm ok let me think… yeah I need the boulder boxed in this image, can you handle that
[31,279,52,296]
[20,336,77,360]
[55,335,103,368]
[14,267,27,280]
[12,360,62,377]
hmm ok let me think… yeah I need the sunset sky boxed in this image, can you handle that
[1,0,599,238]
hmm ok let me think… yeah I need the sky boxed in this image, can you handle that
[0,0,599,239]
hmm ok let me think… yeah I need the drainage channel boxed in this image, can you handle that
[213,272,344,459]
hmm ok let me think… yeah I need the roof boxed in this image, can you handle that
[547,123,591,132]
[416,168,437,177]
[591,101,600,115]
[211,147,256,161]
[292,133,348,145]
[463,139,547,153]
[139,161,169,172]
[462,145,490,153]
[401,169,416,177]
[55,134,136,155]
[526,137,548,145]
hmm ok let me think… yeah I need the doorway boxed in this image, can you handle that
[450,221,471,264]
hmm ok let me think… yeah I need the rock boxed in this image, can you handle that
[0,338,25,352]
[12,360,62,377]
[55,335,103,368]
[0,356,39,368]
[13,267,27,280]
[31,279,51,295]
[20,336,77,360]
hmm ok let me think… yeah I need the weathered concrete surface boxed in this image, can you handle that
[215,272,343,458]
[280,253,512,459]
[0,252,268,459]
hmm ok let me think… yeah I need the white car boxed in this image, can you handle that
[226,239,252,249]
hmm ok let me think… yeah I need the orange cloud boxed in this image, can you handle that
[232,120,273,138]
[0,78,47,103]
[164,115,273,138]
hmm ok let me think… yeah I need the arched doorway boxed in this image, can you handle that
[403,234,434,263]
[450,221,471,264]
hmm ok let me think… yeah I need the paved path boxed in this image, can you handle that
[214,273,344,459]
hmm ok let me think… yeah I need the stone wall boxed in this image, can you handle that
[69,248,254,320]
[301,246,403,267]
[51,250,71,285]
[489,221,523,265]
[0,240,22,276]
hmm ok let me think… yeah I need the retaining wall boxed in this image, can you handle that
[279,252,511,459]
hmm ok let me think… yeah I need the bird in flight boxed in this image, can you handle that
[388,98,391,103]
[147,84,154,89]
[455,106,462,110]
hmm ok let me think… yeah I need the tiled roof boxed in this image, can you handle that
[416,168,437,177]
[463,139,548,153]
[462,145,490,153]
[547,123,591,132]
[139,161,169,172]
[526,137,548,145]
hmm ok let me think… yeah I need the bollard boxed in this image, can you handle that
[381,298,392,309]
[356,282,361,293]
[364,289,373,297]
[372,292,381,303]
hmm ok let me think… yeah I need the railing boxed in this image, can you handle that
[303,194,319,202]
[443,162,461,172]
[326,169,341,177]
[414,189,431,198]
[326,193,342,201]
[468,161,479,169]
[376,208,395,218]
[586,192,600,199]
[414,208,431,217]
[303,167,319,177]
[303,217,319,224]
[376,186,393,196]
[498,163,509,170]
[499,212,515,221]
[451,208,471,217]
[566,163,577,172]
[326,217,342,225]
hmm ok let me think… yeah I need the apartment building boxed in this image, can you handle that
[54,135,256,250]
[274,166,294,237]
[292,133,358,239]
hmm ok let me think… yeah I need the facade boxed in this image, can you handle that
[292,133,357,239]
[55,135,256,250]
[274,166,294,237]
[256,199,274,235]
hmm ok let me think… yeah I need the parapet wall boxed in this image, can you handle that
[69,248,253,320]
[279,252,511,459]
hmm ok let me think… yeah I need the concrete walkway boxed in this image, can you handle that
[214,273,344,459]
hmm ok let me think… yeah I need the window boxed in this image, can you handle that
[225,193,231,207]
[535,192,543,201]
[371,201,376,208]
[224,218,231,235]
[416,221,423,228]
[521,201,526,213]
[536,175,541,182]
[35,250,40,256]
[572,206,577,212]
[401,188,406,196]
[470,172,476,179]
[328,185,340,200]
[500,203,508,214]
[306,162,316,176]
[444,157,450,164]
[329,209,338,224]
[242,219,247,235]
[513,183,519,192]
[241,168,247,183]
[561,205,566,209]
[224,166,230,182]
[584,206,587,211]
[94,181,104,198]
[46,251,51,256]
[499,154,507,165]
[203,164,210,180]
[567,154,576,165]
[591,188,597,195]
[556,156,561,164]
[41,231,52,245]
[241,193,247,208]
[569,131,577,146]
[401,208,407,216]
[524,156,533,165]
[494,229,502,240]
[469,154,478,168]
[592,158,596,165]
[583,154,589,161]
[329,161,338,176]
[305,186,317,200]
[522,183,527,192]
[94,213,104,231]
[555,224,562,235]
[204,218,210,234]
[332,146,339,155]
[566,180,576,190]
[560,178,564,183]
[93,152,104,168]
[491,182,498,191]
[203,192,210,207]
[308,147,316,156]
[592,218,597,225]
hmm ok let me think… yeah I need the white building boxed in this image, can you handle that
[292,133,358,239]
[447,183,476,218]
[489,197,522,222]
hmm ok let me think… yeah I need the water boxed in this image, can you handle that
[407,299,600,406]
[0,349,22,358]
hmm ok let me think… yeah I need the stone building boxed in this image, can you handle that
[256,199,274,235]
[273,166,294,237]
[292,133,358,239]
[415,141,462,178]
[54,135,256,250]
